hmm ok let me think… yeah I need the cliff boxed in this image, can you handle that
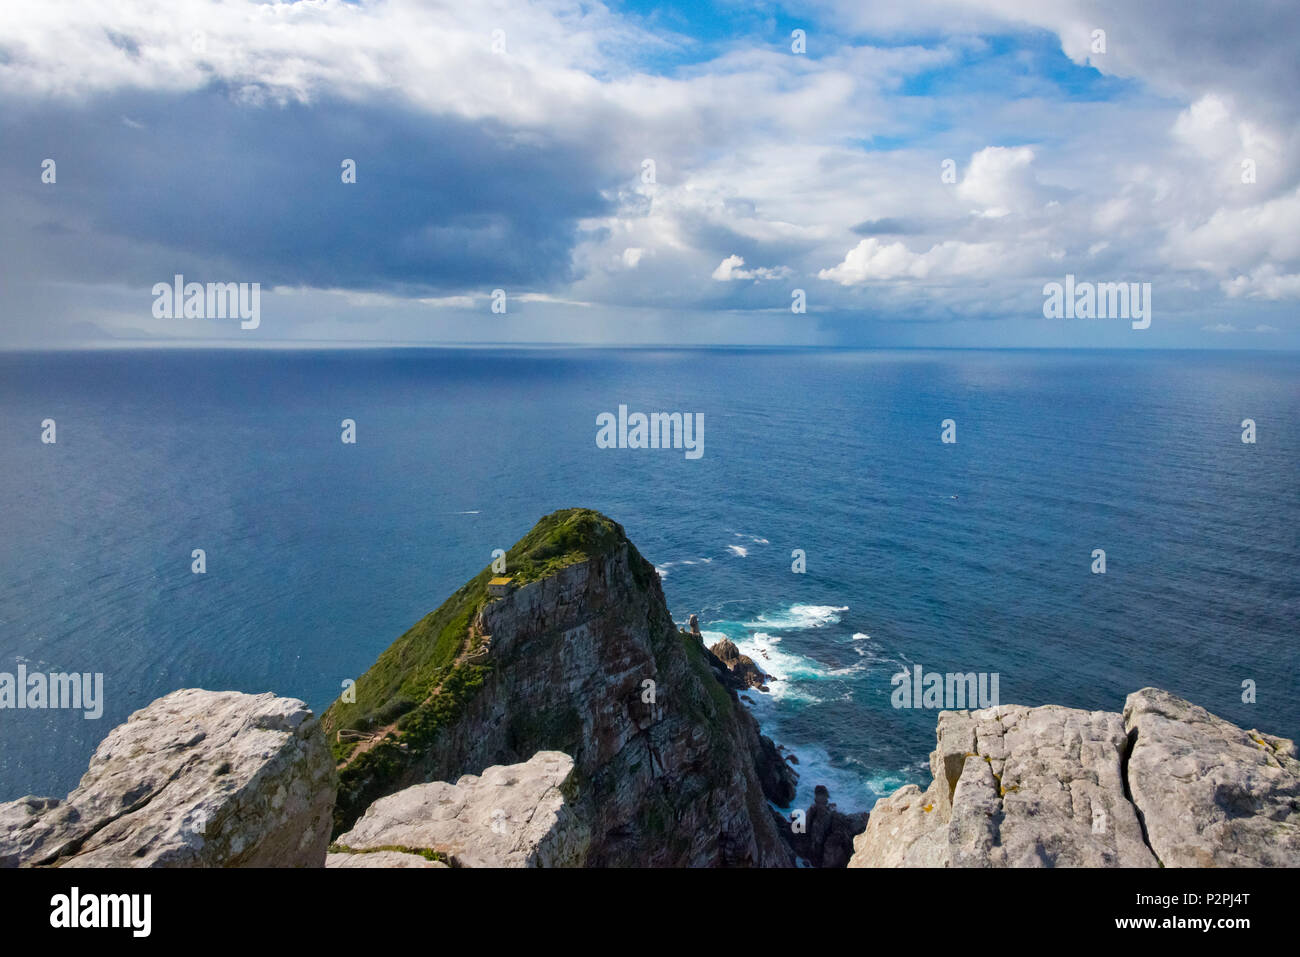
[320,508,795,867]
[849,687,1299,867]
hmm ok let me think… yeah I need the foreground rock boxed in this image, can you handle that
[326,849,447,868]
[1124,688,1300,867]
[850,688,1299,868]
[332,751,586,867]
[0,689,336,867]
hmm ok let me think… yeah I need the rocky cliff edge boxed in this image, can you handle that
[849,687,1299,867]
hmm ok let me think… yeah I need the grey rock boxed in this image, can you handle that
[326,850,448,868]
[851,689,1300,868]
[0,689,336,868]
[334,751,587,867]
[1124,688,1300,867]
[851,702,1156,867]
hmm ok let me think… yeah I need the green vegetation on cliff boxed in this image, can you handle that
[507,507,626,584]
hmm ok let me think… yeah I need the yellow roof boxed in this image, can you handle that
[488,577,513,586]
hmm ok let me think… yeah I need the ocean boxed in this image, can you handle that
[1,347,1296,811]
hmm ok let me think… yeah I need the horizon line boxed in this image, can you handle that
[2,341,1298,355]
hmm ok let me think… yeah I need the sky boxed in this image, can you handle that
[1,0,1298,349]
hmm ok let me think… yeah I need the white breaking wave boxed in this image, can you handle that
[784,742,882,815]
[739,644,823,704]
[697,630,817,702]
[849,632,881,660]
[729,631,873,701]
[744,604,848,630]
[696,609,900,820]
[659,556,713,577]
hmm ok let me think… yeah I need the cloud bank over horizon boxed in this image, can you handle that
[2,0,1298,349]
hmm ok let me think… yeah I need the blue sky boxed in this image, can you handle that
[2,0,1298,349]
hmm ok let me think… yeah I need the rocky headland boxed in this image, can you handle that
[1,509,1295,868]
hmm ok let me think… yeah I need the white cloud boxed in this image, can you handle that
[1220,265,1300,301]
[956,146,1044,218]
[818,238,1006,283]
[1167,187,1300,274]
[418,295,479,308]
[711,255,790,281]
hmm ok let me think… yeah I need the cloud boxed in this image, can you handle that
[711,254,791,281]
[0,0,1297,347]
[818,238,1005,283]
[2,91,613,293]
[956,146,1049,218]
[1221,265,1300,301]
[823,0,1300,124]
[1202,321,1282,334]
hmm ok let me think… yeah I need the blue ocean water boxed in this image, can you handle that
[1,347,1296,811]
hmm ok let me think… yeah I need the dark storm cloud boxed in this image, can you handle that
[1,89,615,294]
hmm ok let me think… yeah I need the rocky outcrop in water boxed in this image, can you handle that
[849,688,1299,868]
[329,751,586,867]
[786,785,868,868]
[709,637,770,692]
[0,689,335,867]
